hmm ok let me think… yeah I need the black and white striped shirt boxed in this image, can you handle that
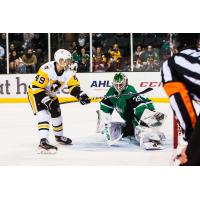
[161,48,200,101]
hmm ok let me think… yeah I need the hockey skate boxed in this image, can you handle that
[38,138,58,154]
[143,139,165,150]
[55,136,72,145]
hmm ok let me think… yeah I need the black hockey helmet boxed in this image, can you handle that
[172,33,200,50]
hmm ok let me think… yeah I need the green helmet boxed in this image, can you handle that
[113,73,128,93]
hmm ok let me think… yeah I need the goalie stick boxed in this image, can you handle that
[104,87,153,99]
[60,87,153,105]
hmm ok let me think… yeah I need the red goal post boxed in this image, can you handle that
[173,116,184,149]
[173,117,179,149]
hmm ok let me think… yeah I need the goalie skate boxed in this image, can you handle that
[143,140,165,150]
[38,138,57,154]
[107,134,123,146]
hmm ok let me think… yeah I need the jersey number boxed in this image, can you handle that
[35,75,45,84]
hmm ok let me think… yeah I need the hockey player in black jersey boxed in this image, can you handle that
[161,33,200,165]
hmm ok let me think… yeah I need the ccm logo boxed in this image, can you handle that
[140,82,162,87]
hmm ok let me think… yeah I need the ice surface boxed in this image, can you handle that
[0,102,174,165]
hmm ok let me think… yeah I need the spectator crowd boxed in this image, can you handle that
[0,33,172,74]
[9,33,48,74]
[133,34,171,72]
[51,33,90,72]
[92,33,131,72]
[0,33,7,74]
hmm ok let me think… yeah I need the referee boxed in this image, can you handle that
[161,33,200,165]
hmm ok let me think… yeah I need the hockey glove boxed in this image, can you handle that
[154,112,165,121]
[79,93,90,105]
[140,109,166,127]
[41,96,53,110]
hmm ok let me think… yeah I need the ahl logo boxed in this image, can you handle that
[90,80,112,88]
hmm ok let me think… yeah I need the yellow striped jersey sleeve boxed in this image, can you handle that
[32,68,49,89]
[67,75,80,94]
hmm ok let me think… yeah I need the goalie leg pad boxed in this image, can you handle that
[109,122,124,140]
[96,110,112,133]
[135,125,166,150]
[104,122,124,146]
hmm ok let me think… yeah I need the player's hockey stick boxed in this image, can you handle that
[60,87,153,105]
[59,96,102,104]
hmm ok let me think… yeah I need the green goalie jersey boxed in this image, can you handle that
[100,85,155,126]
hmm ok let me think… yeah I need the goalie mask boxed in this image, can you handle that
[113,73,128,93]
